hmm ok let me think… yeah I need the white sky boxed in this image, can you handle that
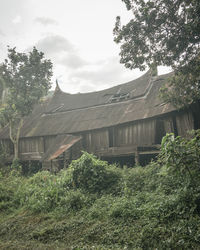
[0,0,171,93]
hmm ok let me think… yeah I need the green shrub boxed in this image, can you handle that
[109,196,140,220]
[123,163,160,195]
[0,172,23,212]
[0,133,200,248]
[18,170,92,214]
[159,130,200,183]
[58,190,89,212]
[21,161,42,176]
[0,142,8,169]
[19,171,63,213]
[68,152,122,194]
[87,195,115,219]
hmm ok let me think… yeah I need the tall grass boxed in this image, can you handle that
[0,131,200,249]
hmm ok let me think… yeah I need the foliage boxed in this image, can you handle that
[0,47,53,160]
[0,47,52,118]
[0,171,23,213]
[21,161,42,176]
[159,130,200,181]
[160,56,200,107]
[114,0,200,107]
[0,132,200,248]
[69,152,122,194]
[0,142,8,169]
[19,171,69,213]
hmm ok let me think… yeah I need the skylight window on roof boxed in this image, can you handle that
[51,104,64,113]
[108,93,130,103]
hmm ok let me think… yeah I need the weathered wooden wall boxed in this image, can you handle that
[114,119,156,147]
[1,108,198,163]
[19,137,44,154]
[81,111,196,157]
[83,130,108,153]
[44,135,57,152]
[19,137,44,160]
[70,139,83,160]
[83,116,172,154]
[176,111,194,137]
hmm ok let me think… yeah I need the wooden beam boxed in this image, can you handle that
[97,145,137,157]
[96,144,161,157]
[20,152,43,160]
[139,150,160,155]
[135,150,139,165]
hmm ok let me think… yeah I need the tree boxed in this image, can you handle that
[0,47,53,161]
[114,0,200,107]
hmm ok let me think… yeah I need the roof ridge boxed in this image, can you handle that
[43,77,162,116]
[54,79,62,95]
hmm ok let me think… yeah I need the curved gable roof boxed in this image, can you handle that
[0,71,175,138]
[45,70,152,113]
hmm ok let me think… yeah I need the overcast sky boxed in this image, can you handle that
[0,0,171,94]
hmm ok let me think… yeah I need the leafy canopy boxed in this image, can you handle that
[114,0,200,107]
[0,47,53,160]
[0,47,53,122]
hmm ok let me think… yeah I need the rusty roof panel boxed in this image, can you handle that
[42,134,82,161]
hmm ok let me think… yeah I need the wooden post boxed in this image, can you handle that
[135,150,139,166]
[63,151,67,169]
[50,160,52,173]
[70,147,72,161]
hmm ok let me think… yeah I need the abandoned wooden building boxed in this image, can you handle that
[0,69,200,169]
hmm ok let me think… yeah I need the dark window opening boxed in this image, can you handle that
[190,101,200,130]
[139,154,158,166]
[21,161,42,175]
[192,106,200,130]
[194,114,200,130]
[155,119,165,144]
[102,153,158,167]
[172,116,178,136]
[108,128,114,147]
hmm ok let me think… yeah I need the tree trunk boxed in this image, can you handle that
[13,140,19,160]
[9,118,23,162]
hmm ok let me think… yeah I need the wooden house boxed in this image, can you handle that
[0,69,199,169]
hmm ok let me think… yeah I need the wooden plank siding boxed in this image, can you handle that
[83,118,161,156]
[19,137,45,161]
[1,110,197,163]
[44,135,57,152]
[83,130,109,153]
[19,137,44,154]
[176,111,194,137]
[81,113,193,158]
[114,119,156,147]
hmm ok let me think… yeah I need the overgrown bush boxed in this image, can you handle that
[158,130,200,216]
[18,171,70,213]
[123,162,160,195]
[18,169,92,214]
[0,171,22,212]
[0,132,200,249]
[0,142,8,170]
[159,130,200,181]
[68,152,122,194]
[21,161,42,176]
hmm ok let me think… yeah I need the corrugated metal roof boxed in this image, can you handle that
[42,134,82,161]
[0,71,175,139]
[45,70,153,113]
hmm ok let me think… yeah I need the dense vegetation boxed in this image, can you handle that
[0,131,200,249]
[0,47,52,160]
[114,0,200,107]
